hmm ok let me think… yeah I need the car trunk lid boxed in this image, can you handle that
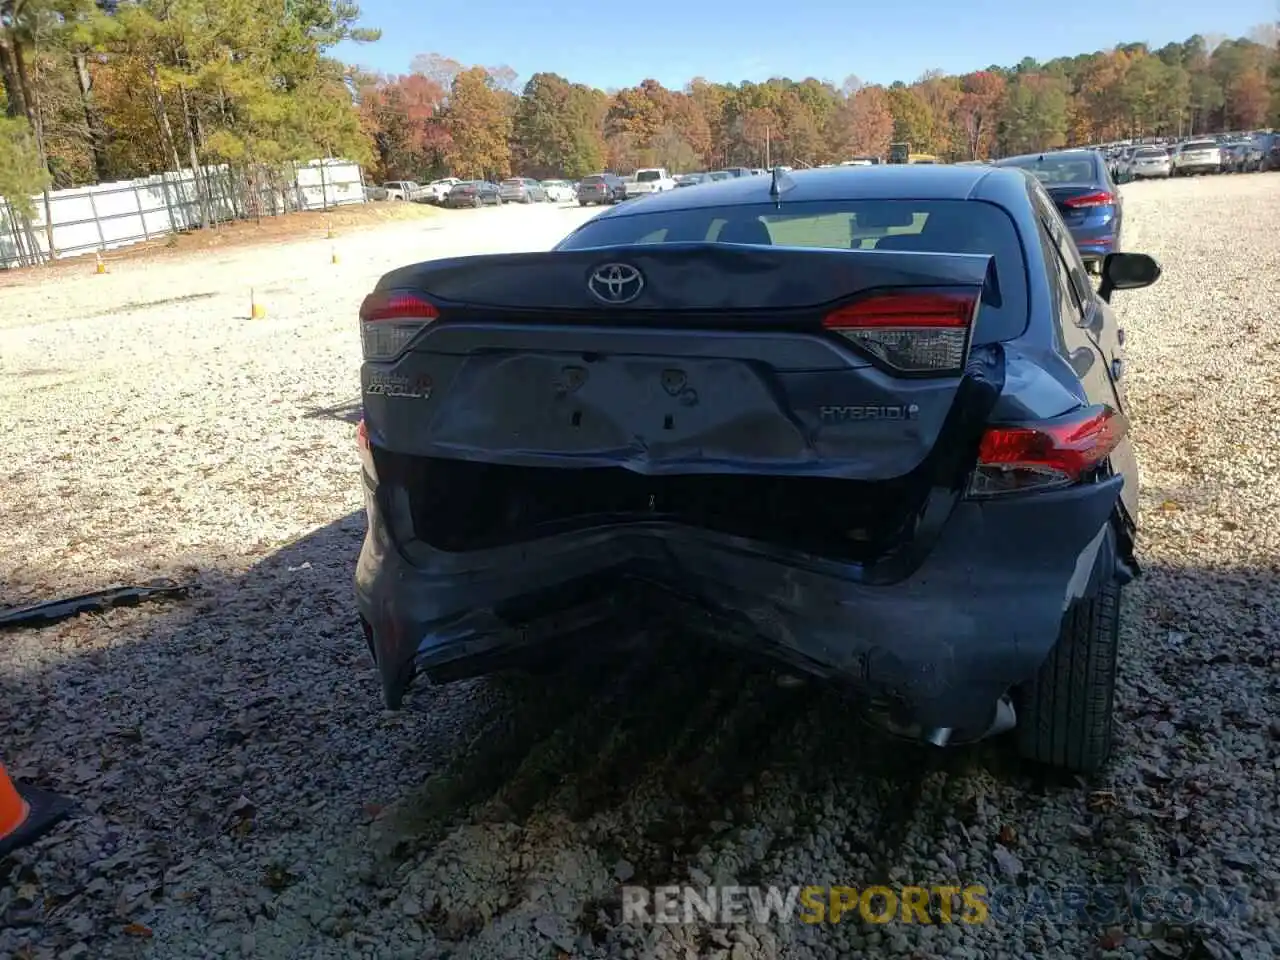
[360,244,1005,559]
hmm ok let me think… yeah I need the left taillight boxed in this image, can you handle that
[967,405,1127,497]
[1063,190,1116,209]
[359,290,439,361]
[822,289,978,375]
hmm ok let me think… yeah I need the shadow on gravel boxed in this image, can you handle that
[301,399,362,425]
[1,516,1275,960]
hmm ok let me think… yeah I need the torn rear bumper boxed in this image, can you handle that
[356,475,1124,733]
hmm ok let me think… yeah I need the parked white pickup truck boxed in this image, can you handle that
[426,178,461,203]
[624,167,676,198]
[382,181,428,202]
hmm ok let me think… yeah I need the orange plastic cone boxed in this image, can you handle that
[0,761,72,857]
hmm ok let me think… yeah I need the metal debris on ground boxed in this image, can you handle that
[0,579,190,630]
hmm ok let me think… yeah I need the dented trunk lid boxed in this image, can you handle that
[361,244,1002,482]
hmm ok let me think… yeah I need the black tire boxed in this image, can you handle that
[1015,573,1121,775]
[579,200,589,207]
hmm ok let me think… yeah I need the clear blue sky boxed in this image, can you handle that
[334,0,1273,91]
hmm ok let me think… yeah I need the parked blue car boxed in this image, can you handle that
[994,149,1122,272]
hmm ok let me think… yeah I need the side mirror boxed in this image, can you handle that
[1098,252,1161,302]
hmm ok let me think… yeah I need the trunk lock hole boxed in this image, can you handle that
[663,414,674,430]
[571,411,582,427]
[661,369,686,395]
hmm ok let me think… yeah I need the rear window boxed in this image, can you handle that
[556,199,1029,343]
[996,154,1097,185]
[582,175,606,185]
[501,179,523,187]
[636,170,662,182]
[1135,148,1167,157]
[1183,141,1217,151]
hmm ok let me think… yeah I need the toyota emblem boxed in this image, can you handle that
[587,263,645,304]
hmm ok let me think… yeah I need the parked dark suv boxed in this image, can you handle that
[577,173,627,206]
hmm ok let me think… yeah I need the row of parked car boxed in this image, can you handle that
[367,177,582,207]
[1105,133,1279,180]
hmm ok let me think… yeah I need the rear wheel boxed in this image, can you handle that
[1015,573,1121,775]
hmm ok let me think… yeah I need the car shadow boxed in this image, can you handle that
[301,399,362,425]
[0,515,1272,957]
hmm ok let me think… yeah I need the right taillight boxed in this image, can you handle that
[359,290,439,361]
[822,290,978,375]
[967,405,1127,497]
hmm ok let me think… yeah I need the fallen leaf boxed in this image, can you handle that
[1098,926,1126,949]
[123,922,153,938]
[999,824,1017,845]
[1087,789,1118,813]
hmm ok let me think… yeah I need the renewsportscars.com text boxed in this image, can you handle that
[621,884,1251,926]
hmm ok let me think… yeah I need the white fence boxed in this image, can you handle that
[0,158,366,269]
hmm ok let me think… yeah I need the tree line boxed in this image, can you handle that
[2,1,1278,208]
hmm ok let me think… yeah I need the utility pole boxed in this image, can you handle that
[765,125,771,169]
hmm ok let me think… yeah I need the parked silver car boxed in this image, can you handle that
[1172,140,1221,176]
[498,178,548,204]
[1128,147,1171,179]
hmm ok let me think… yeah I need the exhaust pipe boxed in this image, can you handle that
[923,726,953,747]
[861,695,1018,746]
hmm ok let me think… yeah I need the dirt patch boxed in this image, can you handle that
[0,201,446,287]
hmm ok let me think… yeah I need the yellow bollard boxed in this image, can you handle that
[250,287,266,319]
[326,218,335,240]
[330,246,339,265]
[95,253,107,274]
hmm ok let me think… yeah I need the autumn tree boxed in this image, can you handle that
[956,71,1005,159]
[360,72,450,179]
[912,70,961,156]
[445,65,510,179]
[887,84,932,151]
[830,84,893,159]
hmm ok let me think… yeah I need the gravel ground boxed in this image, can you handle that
[2,176,1278,960]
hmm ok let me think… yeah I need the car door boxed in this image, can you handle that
[1031,184,1138,520]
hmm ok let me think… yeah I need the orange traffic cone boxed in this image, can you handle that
[0,761,72,857]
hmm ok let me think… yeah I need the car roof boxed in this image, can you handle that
[995,148,1102,164]
[588,164,1017,220]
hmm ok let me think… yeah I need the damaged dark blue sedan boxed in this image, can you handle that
[354,165,1161,775]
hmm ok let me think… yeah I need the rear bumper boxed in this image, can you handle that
[356,473,1126,732]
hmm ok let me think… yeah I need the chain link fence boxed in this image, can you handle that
[0,158,366,269]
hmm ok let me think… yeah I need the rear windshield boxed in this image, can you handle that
[1183,141,1217,151]
[581,175,606,185]
[996,154,1097,185]
[636,170,662,182]
[1135,148,1167,157]
[501,179,523,186]
[556,199,1029,343]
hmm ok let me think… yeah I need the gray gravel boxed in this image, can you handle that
[2,176,1279,960]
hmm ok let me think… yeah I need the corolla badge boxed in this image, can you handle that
[588,263,645,304]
